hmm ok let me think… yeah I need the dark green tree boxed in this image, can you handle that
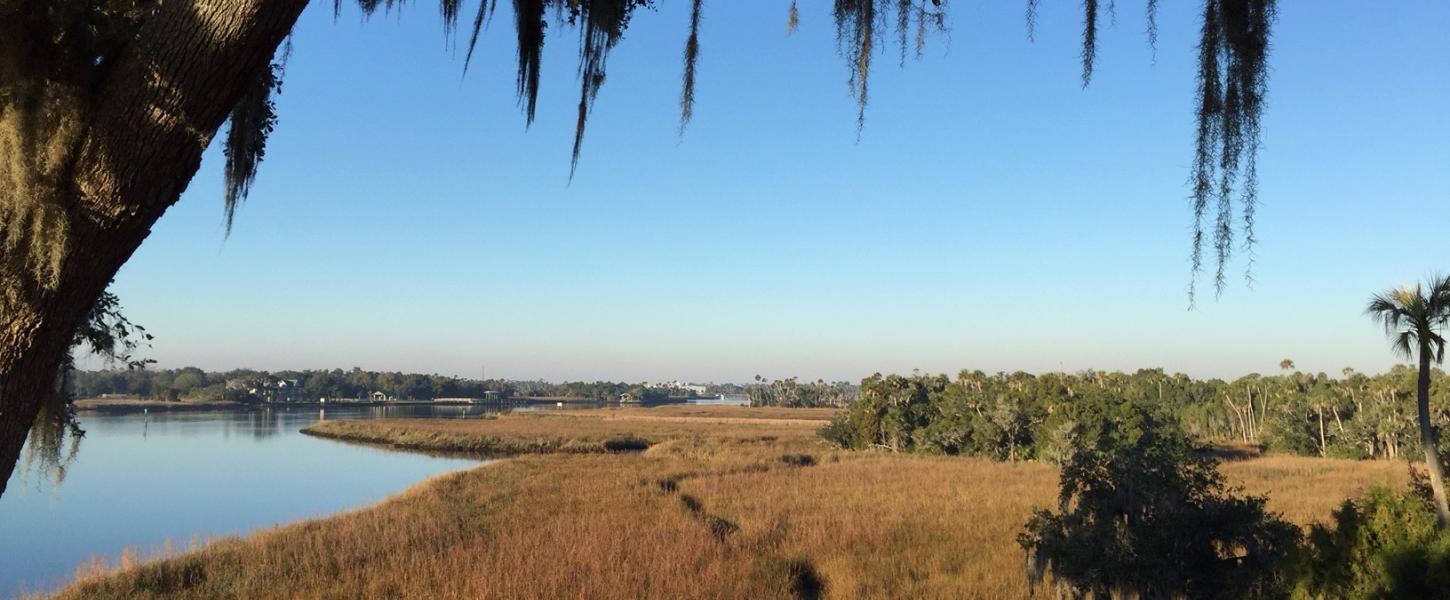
[1019,401,1299,599]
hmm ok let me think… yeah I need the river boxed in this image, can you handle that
[0,404,509,598]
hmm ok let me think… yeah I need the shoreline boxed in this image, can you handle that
[46,406,1407,599]
[71,395,715,414]
[300,419,654,456]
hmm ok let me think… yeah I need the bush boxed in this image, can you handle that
[1019,401,1299,599]
[817,414,857,449]
[1292,472,1450,599]
[779,453,816,467]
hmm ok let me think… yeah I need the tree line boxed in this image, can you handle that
[71,368,515,403]
[70,368,711,404]
[745,376,858,408]
[820,365,1450,462]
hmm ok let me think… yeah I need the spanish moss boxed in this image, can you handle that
[1026,0,1038,42]
[568,0,648,176]
[513,0,547,125]
[835,0,875,136]
[678,0,702,136]
[833,0,945,136]
[1189,0,1275,304]
[897,0,911,67]
[222,62,282,235]
[462,0,499,72]
[301,0,1268,303]
[1082,0,1098,87]
[1145,0,1158,60]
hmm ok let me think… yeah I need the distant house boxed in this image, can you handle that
[370,391,390,403]
[648,380,709,396]
[240,378,308,403]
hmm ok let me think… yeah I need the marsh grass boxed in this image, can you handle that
[53,407,1413,599]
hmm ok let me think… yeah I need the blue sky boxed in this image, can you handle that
[97,1,1450,383]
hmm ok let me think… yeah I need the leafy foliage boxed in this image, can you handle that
[1019,401,1299,599]
[1292,473,1450,599]
[69,287,155,372]
[822,366,1450,464]
[1366,275,1450,364]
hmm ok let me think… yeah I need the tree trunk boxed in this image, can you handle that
[0,0,308,498]
[1316,406,1327,456]
[1417,348,1450,528]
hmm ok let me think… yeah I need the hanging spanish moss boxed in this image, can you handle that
[461,0,499,72]
[568,1,649,175]
[209,0,1270,302]
[896,0,911,67]
[678,0,702,136]
[1189,0,1275,304]
[1081,0,1098,87]
[0,80,82,305]
[1145,0,1158,59]
[512,0,547,124]
[833,0,946,137]
[26,287,153,486]
[222,62,282,234]
[1026,0,1039,42]
[835,0,875,136]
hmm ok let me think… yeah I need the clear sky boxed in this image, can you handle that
[96,1,1450,383]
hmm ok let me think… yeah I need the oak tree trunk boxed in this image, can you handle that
[0,0,309,498]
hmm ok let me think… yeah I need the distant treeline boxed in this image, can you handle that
[509,380,729,402]
[746,377,858,408]
[823,366,1450,461]
[70,368,722,403]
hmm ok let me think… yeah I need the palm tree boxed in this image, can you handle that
[1367,274,1450,527]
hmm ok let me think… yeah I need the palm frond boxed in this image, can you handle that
[1428,272,1450,316]
[1366,292,1407,333]
[1393,331,1417,362]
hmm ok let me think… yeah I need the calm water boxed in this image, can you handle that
[0,405,508,598]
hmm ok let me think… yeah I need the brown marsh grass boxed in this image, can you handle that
[53,407,1412,599]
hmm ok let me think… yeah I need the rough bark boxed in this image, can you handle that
[1417,349,1450,528]
[0,0,309,498]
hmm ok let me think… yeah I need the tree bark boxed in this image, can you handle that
[1417,348,1450,528]
[0,0,309,498]
[1316,406,1326,457]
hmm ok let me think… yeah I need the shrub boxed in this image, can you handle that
[817,414,857,449]
[1018,401,1299,599]
[779,454,816,467]
[1292,471,1450,599]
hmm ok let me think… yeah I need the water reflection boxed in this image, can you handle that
[0,405,489,598]
[0,399,733,597]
